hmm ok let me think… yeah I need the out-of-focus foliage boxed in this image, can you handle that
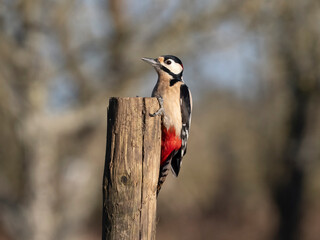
[0,0,319,240]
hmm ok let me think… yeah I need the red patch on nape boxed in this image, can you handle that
[161,126,182,165]
[180,63,183,69]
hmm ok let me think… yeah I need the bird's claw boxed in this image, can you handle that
[150,96,165,117]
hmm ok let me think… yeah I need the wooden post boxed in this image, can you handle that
[102,97,161,240]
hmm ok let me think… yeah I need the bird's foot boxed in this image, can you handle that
[150,96,165,117]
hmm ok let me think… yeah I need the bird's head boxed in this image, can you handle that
[142,55,184,80]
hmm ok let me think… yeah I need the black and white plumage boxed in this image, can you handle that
[171,84,192,176]
[142,55,192,194]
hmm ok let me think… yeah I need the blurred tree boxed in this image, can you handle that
[263,2,320,240]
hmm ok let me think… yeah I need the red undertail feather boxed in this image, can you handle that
[161,126,182,165]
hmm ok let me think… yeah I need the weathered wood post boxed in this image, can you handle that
[102,97,161,240]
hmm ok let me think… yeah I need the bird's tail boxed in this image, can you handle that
[157,151,176,196]
[157,162,170,196]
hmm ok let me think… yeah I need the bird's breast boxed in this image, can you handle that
[162,95,182,135]
[152,82,182,136]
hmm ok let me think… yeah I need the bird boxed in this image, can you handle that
[142,55,192,195]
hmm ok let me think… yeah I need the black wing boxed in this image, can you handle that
[171,83,192,176]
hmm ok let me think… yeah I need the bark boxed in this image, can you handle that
[102,97,161,240]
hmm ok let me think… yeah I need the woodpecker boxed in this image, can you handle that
[142,55,192,195]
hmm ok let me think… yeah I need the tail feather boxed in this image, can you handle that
[157,151,176,196]
[171,148,183,177]
[157,161,170,195]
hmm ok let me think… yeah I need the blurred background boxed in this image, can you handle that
[1,0,320,240]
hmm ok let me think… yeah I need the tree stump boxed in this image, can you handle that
[102,97,161,240]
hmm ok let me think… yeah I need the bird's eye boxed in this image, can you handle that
[165,60,172,65]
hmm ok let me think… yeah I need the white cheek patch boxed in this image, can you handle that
[172,63,183,74]
[164,61,183,75]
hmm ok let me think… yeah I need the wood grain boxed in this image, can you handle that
[102,97,161,240]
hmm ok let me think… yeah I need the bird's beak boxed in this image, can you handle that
[141,57,160,67]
